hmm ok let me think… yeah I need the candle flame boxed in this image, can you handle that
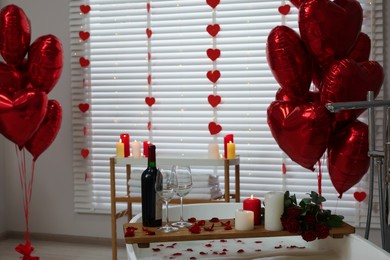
[250,194,253,199]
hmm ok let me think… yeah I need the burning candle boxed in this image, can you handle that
[264,192,284,231]
[116,139,124,158]
[243,195,261,225]
[120,134,130,157]
[227,141,236,159]
[143,141,151,157]
[224,134,234,159]
[235,209,254,231]
[132,140,141,158]
[208,143,219,159]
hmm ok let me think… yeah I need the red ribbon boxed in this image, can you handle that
[15,241,40,260]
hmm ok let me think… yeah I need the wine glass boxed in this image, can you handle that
[155,167,179,232]
[171,165,193,228]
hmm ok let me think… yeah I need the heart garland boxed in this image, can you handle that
[278,4,291,15]
[79,57,90,67]
[80,5,91,14]
[207,2,222,136]
[353,191,367,202]
[79,31,90,41]
[146,2,153,131]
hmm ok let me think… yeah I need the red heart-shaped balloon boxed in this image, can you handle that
[207,70,221,83]
[321,59,383,129]
[28,35,63,94]
[266,26,312,99]
[0,5,31,67]
[290,0,305,8]
[145,97,155,107]
[353,191,367,202]
[207,48,221,61]
[299,0,363,68]
[267,100,331,171]
[25,100,62,161]
[208,94,221,108]
[275,88,320,103]
[328,121,369,198]
[0,61,24,97]
[206,24,220,37]
[347,32,371,63]
[0,90,48,148]
[208,122,222,135]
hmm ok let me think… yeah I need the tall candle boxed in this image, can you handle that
[116,139,124,158]
[264,192,284,231]
[227,141,236,159]
[208,143,219,159]
[120,134,130,157]
[243,195,261,225]
[224,134,234,159]
[235,209,254,231]
[143,141,151,157]
[132,140,141,158]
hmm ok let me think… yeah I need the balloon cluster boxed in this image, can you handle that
[0,5,63,161]
[266,0,384,197]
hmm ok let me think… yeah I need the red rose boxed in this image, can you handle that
[315,224,330,239]
[304,212,316,226]
[301,229,317,242]
[285,218,301,233]
[287,207,302,218]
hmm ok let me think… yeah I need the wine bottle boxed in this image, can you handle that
[141,144,162,227]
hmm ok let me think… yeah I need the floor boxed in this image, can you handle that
[0,238,127,260]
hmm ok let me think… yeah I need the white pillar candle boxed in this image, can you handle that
[132,140,141,158]
[264,192,284,231]
[235,209,254,231]
[208,143,219,159]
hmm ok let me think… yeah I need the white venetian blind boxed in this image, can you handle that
[69,0,384,228]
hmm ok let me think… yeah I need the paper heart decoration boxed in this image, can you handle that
[0,90,48,148]
[321,59,383,129]
[79,31,90,41]
[208,95,221,108]
[79,57,90,67]
[208,122,222,135]
[353,191,367,202]
[278,4,291,15]
[147,121,152,131]
[266,26,312,99]
[299,0,363,68]
[146,28,152,38]
[328,121,369,198]
[207,70,221,83]
[207,48,221,61]
[81,148,89,159]
[267,100,331,171]
[147,74,151,85]
[145,97,155,107]
[206,24,220,37]
[347,32,371,63]
[206,0,220,9]
[78,103,89,112]
[80,5,91,14]
[25,100,62,161]
[147,3,151,12]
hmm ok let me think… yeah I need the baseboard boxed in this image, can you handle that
[4,231,125,247]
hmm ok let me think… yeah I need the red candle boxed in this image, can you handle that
[143,141,151,157]
[224,134,234,159]
[243,195,261,225]
[120,134,130,157]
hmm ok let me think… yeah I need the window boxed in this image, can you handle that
[70,0,384,228]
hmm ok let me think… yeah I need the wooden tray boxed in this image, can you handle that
[123,219,355,247]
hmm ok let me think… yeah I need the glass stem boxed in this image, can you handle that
[180,196,184,221]
[165,201,169,226]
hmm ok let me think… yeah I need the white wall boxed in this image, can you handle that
[0,0,388,246]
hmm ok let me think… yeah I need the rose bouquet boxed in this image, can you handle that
[281,191,344,242]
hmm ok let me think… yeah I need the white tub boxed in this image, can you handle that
[126,203,390,260]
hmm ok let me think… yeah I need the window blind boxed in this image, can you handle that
[69,0,384,228]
